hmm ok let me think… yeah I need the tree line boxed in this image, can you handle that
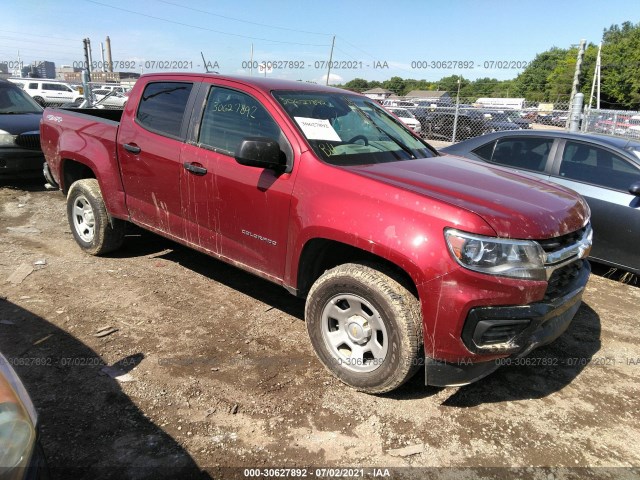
[338,21,640,110]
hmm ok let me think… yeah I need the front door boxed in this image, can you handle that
[179,83,296,279]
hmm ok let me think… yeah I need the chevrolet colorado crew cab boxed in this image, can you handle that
[40,73,593,393]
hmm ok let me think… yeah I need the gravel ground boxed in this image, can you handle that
[0,179,638,480]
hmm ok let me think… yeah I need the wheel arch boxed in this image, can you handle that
[294,237,420,301]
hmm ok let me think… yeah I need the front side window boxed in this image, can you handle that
[198,86,281,154]
[28,83,37,90]
[274,91,434,166]
[559,141,640,191]
[473,137,553,172]
[136,82,193,139]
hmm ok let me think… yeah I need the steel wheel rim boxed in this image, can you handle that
[320,293,388,373]
[72,195,95,243]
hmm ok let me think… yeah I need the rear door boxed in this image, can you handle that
[550,140,640,272]
[117,78,200,239]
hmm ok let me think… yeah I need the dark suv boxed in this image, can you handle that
[415,107,521,141]
[0,80,44,176]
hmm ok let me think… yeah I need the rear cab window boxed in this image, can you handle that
[136,81,194,139]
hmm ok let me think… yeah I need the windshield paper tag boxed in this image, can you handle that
[294,117,341,141]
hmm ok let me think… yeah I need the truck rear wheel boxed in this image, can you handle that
[305,263,423,394]
[67,179,125,255]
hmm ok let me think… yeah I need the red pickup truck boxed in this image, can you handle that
[41,73,592,393]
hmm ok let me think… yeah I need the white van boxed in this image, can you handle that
[8,79,83,106]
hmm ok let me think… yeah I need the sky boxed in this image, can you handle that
[1,0,637,85]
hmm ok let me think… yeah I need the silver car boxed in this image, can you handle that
[441,130,640,274]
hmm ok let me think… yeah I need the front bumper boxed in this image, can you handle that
[0,149,45,175]
[425,260,590,387]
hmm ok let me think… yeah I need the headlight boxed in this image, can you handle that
[444,229,546,280]
[0,356,36,477]
[0,130,16,148]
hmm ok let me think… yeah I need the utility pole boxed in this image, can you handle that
[566,39,586,129]
[451,77,462,142]
[83,38,92,82]
[326,35,335,86]
[100,42,106,72]
[588,42,602,110]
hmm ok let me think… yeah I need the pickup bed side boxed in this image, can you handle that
[41,109,129,220]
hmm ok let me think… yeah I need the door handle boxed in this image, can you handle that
[183,162,207,176]
[123,143,141,154]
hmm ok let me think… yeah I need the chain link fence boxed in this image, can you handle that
[582,108,640,140]
[8,78,131,109]
[379,96,570,144]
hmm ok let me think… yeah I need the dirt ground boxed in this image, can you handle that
[0,179,639,480]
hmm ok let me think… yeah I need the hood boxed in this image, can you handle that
[0,112,43,135]
[347,155,589,239]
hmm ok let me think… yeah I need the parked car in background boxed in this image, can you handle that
[481,110,522,133]
[8,79,83,107]
[96,84,130,94]
[416,107,521,141]
[386,107,422,133]
[501,110,532,129]
[441,130,640,274]
[382,99,416,108]
[0,351,48,478]
[0,79,44,177]
[91,89,128,108]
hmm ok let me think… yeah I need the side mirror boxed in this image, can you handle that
[629,181,640,196]
[234,137,286,171]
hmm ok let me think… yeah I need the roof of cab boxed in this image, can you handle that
[137,72,355,95]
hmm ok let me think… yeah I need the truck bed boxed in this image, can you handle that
[57,107,123,123]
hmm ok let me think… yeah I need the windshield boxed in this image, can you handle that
[0,85,43,114]
[627,146,640,162]
[274,91,434,166]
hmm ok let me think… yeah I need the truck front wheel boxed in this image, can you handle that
[67,179,125,255]
[305,263,423,394]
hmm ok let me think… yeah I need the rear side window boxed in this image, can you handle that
[136,82,194,139]
[28,83,38,89]
[474,137,553,172]
[559,141,640,191]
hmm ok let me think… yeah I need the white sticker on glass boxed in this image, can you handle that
[294,117,341,142]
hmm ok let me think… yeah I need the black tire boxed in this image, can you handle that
[66,179,125,255]
[33,96,45,107]
[305,263,423,394]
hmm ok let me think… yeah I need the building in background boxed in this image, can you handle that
[60,70,140,85]
[0,63,9,80]
[20,61,56,78]
[362,87,393,101]
[56,65,82,80]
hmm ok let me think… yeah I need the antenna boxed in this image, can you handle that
[201,52,210,73]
